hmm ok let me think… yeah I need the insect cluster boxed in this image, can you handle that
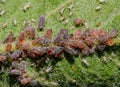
[0,14,119,86]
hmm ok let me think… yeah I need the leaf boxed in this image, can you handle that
[0,0,120,86]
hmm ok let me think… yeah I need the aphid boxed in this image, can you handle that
[77,41,87,49]
[15,41,23,49]
[23,42,31,50]
[47,47,56,56]
[3,32,15,44]
[9,69,22,76]
[23,3,31,12]
[0,10,5,16]
[0,55,6,62]
[12,61,19,69]
[6,43,12,52]
[54,47,64,58]
[74,29,82,39]
[20,77,31,85]
[13,19,17,26]
[65,47,78,56]
[21,49,27,58]
[2,22,7,29]
[60,29,69,40]
[109,29,118,39]
[45,29,53,39]
[74,18,84,26]
[42,37,51,46]
[97,44,106,51]
[107,39,114,46]
[18,32,25,45]
[89,29,99,39]
[95,5,102,11]
[85,37,95,46]
[82,59,89,67]
[98,35,108,43]
[38,15,46,31]
[24,25,36,39]
[10,50,21,60]
[27,49,38,58]
[98,29,107,37]
[89,46,96,54]
[81,46,89,56]
[81,29,90,39]
[21,60,26,72]
[53,34,62,44]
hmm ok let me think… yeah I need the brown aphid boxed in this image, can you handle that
[9,69,22,76]
[15,41,23,49]
[89,29,99,39]
[107,39,114,46]
[74,29,83,39]
[45,29,53,39]
[12,61,19,69]
[21,49,27,58]
[47,47,56,56]
[0,55,6,62]
[89,46,96,54]
[85,37,95,46]
[10,50,21,60]
[54,47,64,58]
[19,32,25,45]
[81,47,89,56]
[38,15,46,30]
[6,43,12,52]
[23,3,31,12]
[97,44,106,51]
[21,60,26,72]
[65,47,79,56]
[2,22,7,29]
[81,29,90,39]
[98,29,107,37]
[24,25,36,39]
[23,42,31,50]
[74,18,85,26]
[20,77,31,85]
[3,32,15,44]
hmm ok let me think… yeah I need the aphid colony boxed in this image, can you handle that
[0,16,119,86]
